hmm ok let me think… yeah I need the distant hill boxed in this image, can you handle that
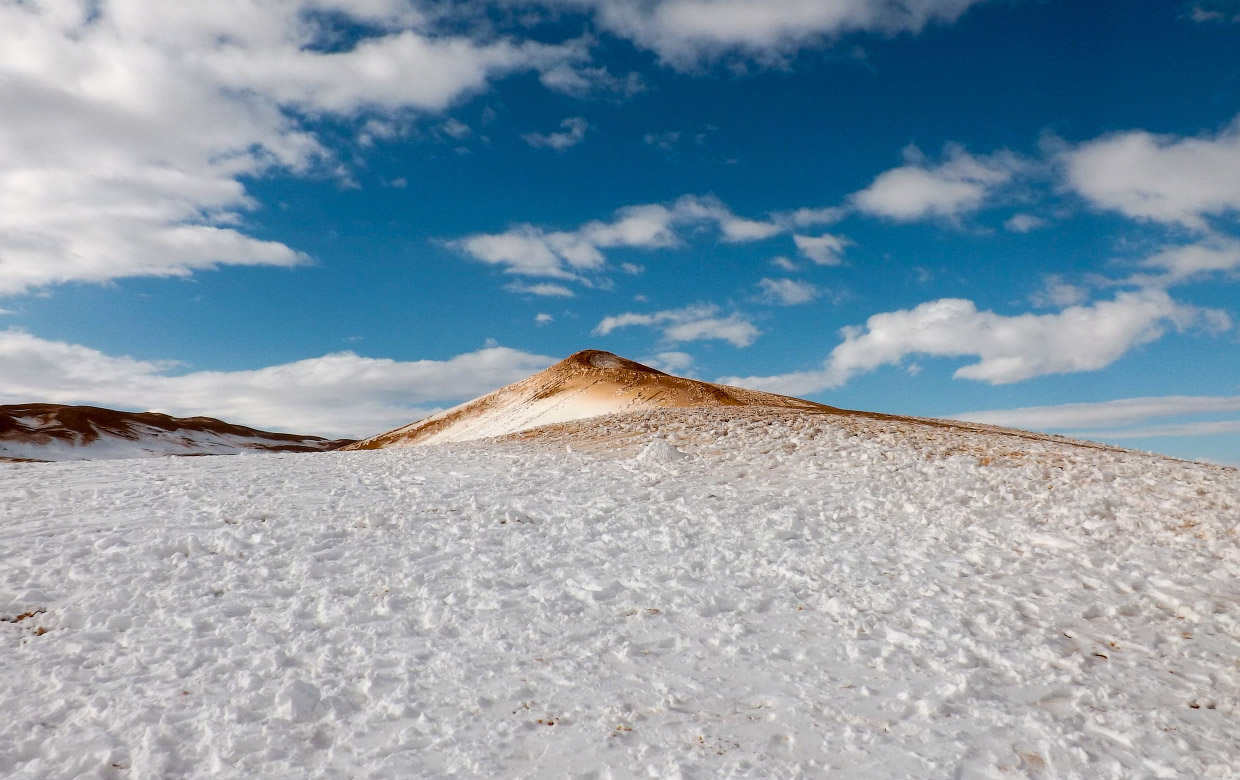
[0,404,353,462]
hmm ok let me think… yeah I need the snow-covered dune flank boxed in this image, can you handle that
[3,406,1239,778]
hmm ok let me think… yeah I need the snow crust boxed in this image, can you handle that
[3,408,1239,778]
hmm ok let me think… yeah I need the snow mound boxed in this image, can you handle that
[635,438,688,463]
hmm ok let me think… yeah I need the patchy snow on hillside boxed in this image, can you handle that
[0,424,320,462]
[0,404,347,463]
[2,408,1239,779]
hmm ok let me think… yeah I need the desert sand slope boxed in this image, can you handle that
[0,404,353,462]
[346,349,843,449]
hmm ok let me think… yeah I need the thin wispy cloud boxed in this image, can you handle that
[953,394,1240,430]
[594,304,759,347]
[450,194,783,284]
[522,117,590,151]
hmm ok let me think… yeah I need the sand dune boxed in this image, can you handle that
[346,349,842,449]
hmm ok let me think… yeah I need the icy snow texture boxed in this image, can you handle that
[2,407,1240,779]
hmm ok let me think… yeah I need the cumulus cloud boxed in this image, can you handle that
[594,303,759,347]
[792,234,851,265]
[0,1,584,296]
[551,0,990,68]
[756,278,820,306]
[850,144,1025,222]
[1061,114,1240,229]
[522,116,590,150]
[0,329,553,438]
[721,290,1221,395]
[451,194,780,282]
[953,394,1240,431]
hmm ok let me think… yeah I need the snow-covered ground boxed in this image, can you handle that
[3,408,1239,779]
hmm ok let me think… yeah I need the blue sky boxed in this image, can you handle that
[1,0,1239,463]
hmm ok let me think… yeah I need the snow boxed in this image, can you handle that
[408,392,623,446]
[3,407,1240,779]
[635,438,688,463]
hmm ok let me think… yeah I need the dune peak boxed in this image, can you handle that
[345,349,837,449]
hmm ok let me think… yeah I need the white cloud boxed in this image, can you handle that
[783,206,847,227]
[1189,2,1240,23]
[1004,213,1047,233]
[441,118,472,139]
[0,1,584,296]
[454,227,589,279]
[505,280,576,297]
[1029,274,1089,308]
[450,194,780,281]
[1062,114,1240,229]
[1074,420,1240,439]
[1120,236,1240,288]
[538,64,646,98]
[721,290,1220,395]
[953,395,1240,431]
[673,196,783,242]
[640,351,695,373]
[594,303,759,347]
[522,116,590,151]
[851,145,1024,222]
[558,0,990,68]
[535,313,554,325]
[757,278,820,306]
[793,233,850,265]
[644,131,682,150]
[0,328,553,438]
[770,256,798,271]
